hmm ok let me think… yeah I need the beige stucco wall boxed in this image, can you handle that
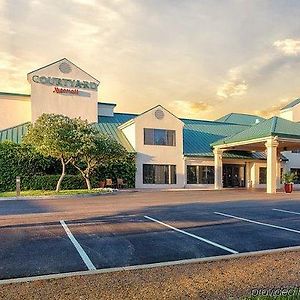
[27,59,99,123]
[0,95,31,130]
[121,106,185,188]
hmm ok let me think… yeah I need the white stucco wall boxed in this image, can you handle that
[121,106,185,188]
[122,123,136,150]
[0,94,31,130]
[279,108,293,121]
[27,59,99,123]
[280,103,300,122]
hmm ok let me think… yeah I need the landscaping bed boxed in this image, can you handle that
[0,188,113,198]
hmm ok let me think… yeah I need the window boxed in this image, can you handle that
[290,169,300,184]
[144,128,176,146]
[187,166,197,184]
[143,164,176,184]
[187,165,214,184]
[259,167,267,184]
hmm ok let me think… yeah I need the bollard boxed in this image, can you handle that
[16,176,21,197]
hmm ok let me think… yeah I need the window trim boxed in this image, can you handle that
[143,164,177,184]
[143,128,176,146]
[186,165,215,184]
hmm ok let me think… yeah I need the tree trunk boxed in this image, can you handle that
[71,161,92,190]
[85,176,92,190]
[56,157,66,192]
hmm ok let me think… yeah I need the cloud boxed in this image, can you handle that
[217,80,248,98]
[217,69,248,98]
[169,100,213,118]
[72,0,97,5]
[254,98,290,118]
[273,39,300,55]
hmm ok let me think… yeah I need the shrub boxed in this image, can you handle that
[0,141,60,192]
[93,153,136,188]
[20,175,86,190]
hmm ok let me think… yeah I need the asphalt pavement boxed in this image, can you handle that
[1,190,300,280]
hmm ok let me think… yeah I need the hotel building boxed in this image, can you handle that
[2,58,300,193]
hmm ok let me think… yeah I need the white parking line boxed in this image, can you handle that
[60,220,96,270]
[272,208,300,216]
[215,212,300,235]
[144,215,238,254]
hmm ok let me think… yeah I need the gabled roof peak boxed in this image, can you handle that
[27,58,100,83]
[118,104,183,129]
[216,112,265,125]
[212,116,300,146]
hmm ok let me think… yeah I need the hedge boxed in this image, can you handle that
[20,175,86,190]
[0,141,136,191]
[0,141,60,192]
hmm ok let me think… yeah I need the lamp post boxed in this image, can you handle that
[16,176,21,197]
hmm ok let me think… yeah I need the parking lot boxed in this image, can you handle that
[1,190,300,281]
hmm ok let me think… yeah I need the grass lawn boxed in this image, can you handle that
[0,188,113,197]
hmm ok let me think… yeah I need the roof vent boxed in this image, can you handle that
[59,62,72,74]
[155,109,164,120]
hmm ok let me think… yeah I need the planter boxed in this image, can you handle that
[284,183,293,193]
[99,180,106,188]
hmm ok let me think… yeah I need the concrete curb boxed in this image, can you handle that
[0,190,116,201]
[1,245,300,285]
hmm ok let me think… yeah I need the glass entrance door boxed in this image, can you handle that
[223,164,245,188]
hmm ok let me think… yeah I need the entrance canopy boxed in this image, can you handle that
[211,116,300,193]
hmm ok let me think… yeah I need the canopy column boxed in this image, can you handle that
[265,138,279,194]
[214,148,223,190]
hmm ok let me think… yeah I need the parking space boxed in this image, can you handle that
[65,215,231,270]
[0,223,87,279]
[1,190,300,281]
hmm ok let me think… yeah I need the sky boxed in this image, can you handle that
[1,0,300,120]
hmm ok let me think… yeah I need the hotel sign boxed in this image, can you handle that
[32,75,99,91]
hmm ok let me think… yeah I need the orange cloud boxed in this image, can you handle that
[254,98,290,118]
[169,100,214,119]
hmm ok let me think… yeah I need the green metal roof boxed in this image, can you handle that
[281,98,300,110]
[0,112,276,160]
[93,123,134,152]
[212,116,300,146]
[95,113,137,152]
[216,113,265,125]
[182,118,246,157]
[96,114,266,159]
[0,122,30,143]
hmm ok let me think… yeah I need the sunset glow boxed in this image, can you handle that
[1,0,300,120]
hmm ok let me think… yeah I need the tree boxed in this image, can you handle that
[23,114,81,192]
[71,131,127,190]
